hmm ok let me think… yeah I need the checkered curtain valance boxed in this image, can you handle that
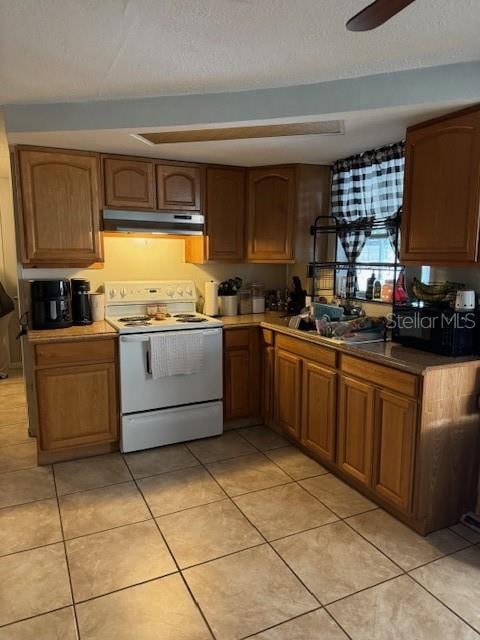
[331,141,405,298]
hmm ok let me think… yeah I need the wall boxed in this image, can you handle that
[20,236,287,311]
[0,110,22,366]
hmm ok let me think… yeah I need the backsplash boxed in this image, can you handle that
[20,236,287,311]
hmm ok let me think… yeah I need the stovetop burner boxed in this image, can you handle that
[124,320,152,327]
[176,317,208,323]
[173,314,196,318]
[118,315,150,322]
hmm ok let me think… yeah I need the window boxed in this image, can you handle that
[331,141,405,300]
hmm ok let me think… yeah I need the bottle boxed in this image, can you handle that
[366,272,376,300]
[373,280,382,300]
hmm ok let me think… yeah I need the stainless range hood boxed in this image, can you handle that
[102,209,204,236]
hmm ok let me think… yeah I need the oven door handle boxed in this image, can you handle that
[120,336,150,343]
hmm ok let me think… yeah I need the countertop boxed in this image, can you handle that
[220,314,480,375]
[27,321,117,344]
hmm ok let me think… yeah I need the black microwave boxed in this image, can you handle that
[391,305,478,356]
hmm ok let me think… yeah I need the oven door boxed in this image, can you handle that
[119,328,223,414]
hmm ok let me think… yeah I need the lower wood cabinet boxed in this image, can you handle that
[265,329,479,534]
[274,348,302,439]
[223,327,260,422]
[337,375,375,486]
[261,330,275,425]
[301,360,336,463]
[34,337,119,462]
[373,389,416,512]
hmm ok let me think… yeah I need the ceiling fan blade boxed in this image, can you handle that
[346,0,415,31]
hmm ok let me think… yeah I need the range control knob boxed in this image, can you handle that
[109,289,117,299]
[120,288,127,298]
[185,286,193,296]
[176,287,184,296]
[165,287,174,297]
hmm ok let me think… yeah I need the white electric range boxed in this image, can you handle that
[104,281,223,453]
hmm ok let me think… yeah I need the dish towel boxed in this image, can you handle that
[149,331,204,379]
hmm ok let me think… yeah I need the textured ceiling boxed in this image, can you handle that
[1,0,479,104]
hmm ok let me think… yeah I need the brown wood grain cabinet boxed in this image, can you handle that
[337,375,375,487]
[14,147,103,266]
[103,156,156,210]
[34,337,119,463]
[274,348,302,439]
[247,166,296,262]
[268,331,479,534]
[261,329,275,426]
[373,389,416,512]
[301,360,336,464]
[185,166,245,264]
[223,327,260,422]
[401,105,480,264]
[156,164,203,211]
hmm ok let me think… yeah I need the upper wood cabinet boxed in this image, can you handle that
[103,157,156,210]
[247,166,296,262]
[401,105,480,264]
[15,147,103,266]
[156,164,203,211]
[206,167,245,261]
[185,166,245,264]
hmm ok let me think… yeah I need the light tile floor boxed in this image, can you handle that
[0,374,479,639]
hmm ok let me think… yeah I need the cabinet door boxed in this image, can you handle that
[247,167,295,262]
[373,389,416,512]
[156,164,202,211]
[103,157,155,209]
[274,348,302,439]
[301,361,336,463]
[223,328,259,420]
[337,375,374,486]
[17,149,103,265]
[36,362,118,452]
[401,109,480,264]
[262,344,275,424]
[206,167,245,261]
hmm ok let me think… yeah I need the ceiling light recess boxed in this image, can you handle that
[136,120,345,145]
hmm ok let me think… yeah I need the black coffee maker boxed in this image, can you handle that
[30,279,73,330]
[71,279,92,325]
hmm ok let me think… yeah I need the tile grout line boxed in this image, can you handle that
[2,423,478,637]
[126,459,219,640]
[185,443,328,633]
[407,571,480,637]
[51,464,82,640]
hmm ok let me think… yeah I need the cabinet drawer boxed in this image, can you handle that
[224,327,251,349]
[35,339,116,368]
[275,334,336,369]
[340,354,418,398]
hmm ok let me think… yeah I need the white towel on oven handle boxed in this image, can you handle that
[149,331,205,378]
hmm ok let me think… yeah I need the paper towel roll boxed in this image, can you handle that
[203,281,219,316]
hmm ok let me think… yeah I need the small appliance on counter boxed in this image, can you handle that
[392,303,477,356]
[71,279,92,325]
[455,290,476,311]
[287,276,307,314]
[30,279,73,330]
